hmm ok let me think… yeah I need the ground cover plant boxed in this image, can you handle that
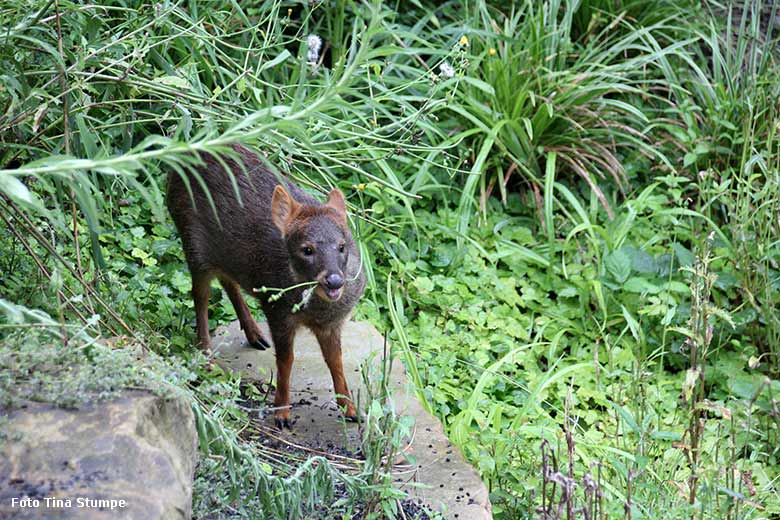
[1,0,778,518]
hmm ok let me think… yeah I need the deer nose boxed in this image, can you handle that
[325,273,344,290]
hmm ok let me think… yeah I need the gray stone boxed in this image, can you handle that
[212,320,493,520]
[0,392,198,519]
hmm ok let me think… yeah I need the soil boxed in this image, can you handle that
[231,383,440,519]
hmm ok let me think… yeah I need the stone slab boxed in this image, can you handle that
[0,392,198,520]
[212,320,492,520]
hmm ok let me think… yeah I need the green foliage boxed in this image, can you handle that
[392,0,687,231]
[0,303,194,408]
[0,0,452,290]
[387,195,778,517]
[655,0,780,375]
[0,300,423,520]
[1,0,779,518]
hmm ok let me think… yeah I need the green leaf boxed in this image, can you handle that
[650,430,683,441]
[672,243,695,267]
[154,75,191,89]
[621,305,644,344]
[75,114,98,158]
[624,277,660,294]
[131,247,149,259]
[494,240,550,268]
[521,117,534,141]
[610,401,641,434]
[544,152,556,279]
[461,76,495,95]
[0,174,33,204]
[661,281,689,294]
[259,49,291,73]
[605,249,632,283]
[412,276,434,293]
[622,246,657,274]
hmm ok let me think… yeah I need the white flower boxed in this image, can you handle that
[292,287,314,313]
[306,34,322,64]
[439,61,455,78]
[307,34,322,53]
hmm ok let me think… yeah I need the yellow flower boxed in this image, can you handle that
[287,8,292,16]
[459,35,469,46]
[489,47,496,56]
[355,183,366,191]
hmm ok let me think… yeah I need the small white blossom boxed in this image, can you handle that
[306,34,322,64]
[307,34,322,53]
[439,61,455,78]
[292,287,314,313]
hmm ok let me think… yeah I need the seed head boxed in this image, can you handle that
[306,34,322,64]
[439,62,455,78]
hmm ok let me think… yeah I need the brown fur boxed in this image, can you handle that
[167,144,366,427]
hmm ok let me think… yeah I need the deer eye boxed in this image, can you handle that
[302,246,314,256]
[338,243,345,253]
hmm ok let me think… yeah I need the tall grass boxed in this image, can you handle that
[0,0,456,330]
[0,0,449,516]
[657,0,780,374]
[379,2,780,518]
[389,0,690,238]
[2,0,780,518]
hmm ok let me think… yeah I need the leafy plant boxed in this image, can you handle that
[393,0,684,236]
[2,0,780,518]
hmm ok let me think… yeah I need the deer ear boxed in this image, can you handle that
[326,188,347,224]
[271,185,299,235]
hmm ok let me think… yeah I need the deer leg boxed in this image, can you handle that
[219,277,270,350]
[192,273,213,353]
[314,325,356,421]
[269,320,296,429]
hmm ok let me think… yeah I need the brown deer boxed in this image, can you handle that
[167,144,366,428]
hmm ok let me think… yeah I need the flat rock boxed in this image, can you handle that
[0,392,198,519]
[212,320,492,520]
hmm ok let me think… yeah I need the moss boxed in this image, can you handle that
[0,328,196,410]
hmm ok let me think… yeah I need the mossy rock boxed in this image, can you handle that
[0,391,197,519]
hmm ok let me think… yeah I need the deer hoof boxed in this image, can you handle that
[249,337,271,350]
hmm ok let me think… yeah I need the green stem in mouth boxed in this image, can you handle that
[252,280,318,303]
[253,251,362,312]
